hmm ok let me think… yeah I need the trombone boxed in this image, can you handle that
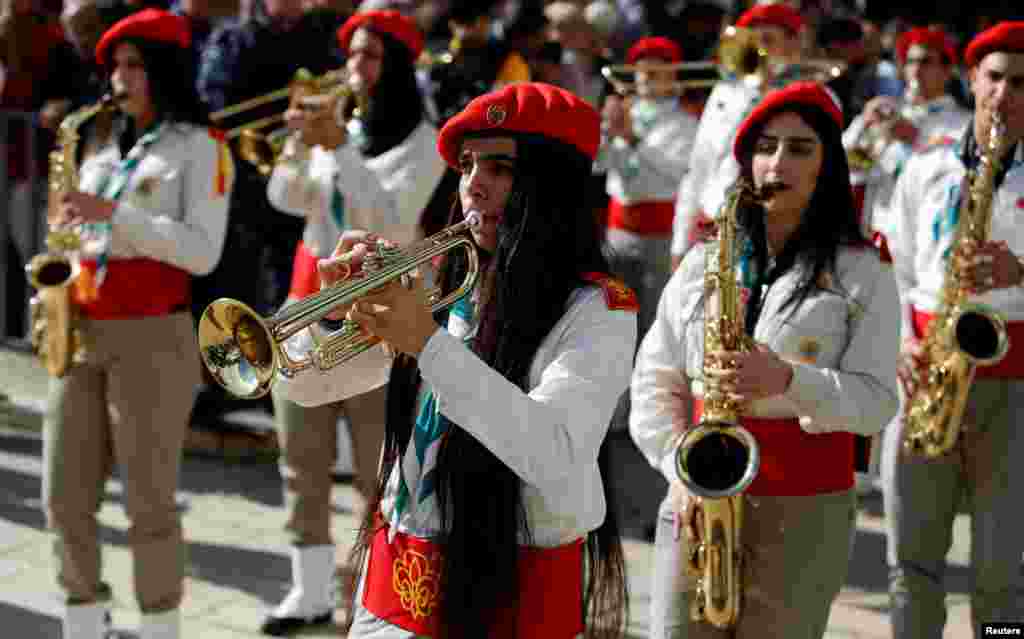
[197,214,482,399]
[209,67,367,175]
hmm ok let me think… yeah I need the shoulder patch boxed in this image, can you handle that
[581,272,639,313]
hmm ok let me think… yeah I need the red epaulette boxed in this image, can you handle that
[872,231,893,265]
[581,272,639,313]
[207,126,227,142]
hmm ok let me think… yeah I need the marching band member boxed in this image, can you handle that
[631,82,899,638]
[882,21,1024,638]
[260,9,449,636]
[275,82,634,638]
[668,2,807,269]
[843,26,969,242]
[43,9,232,639]
[595,36,696,441]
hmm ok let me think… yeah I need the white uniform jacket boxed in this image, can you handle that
[267,120,446,252]
[888,137,1024,338]
[77,123,233,276]
[274,284,638,547]
[670,78,761,257]
[630,243,900,483]
[843,95,969,236]
[596,98,698,205]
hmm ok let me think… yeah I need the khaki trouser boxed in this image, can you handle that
[42,312,198,613]
[882,378,1024,638]
[271,384,387,546]
[649,484,856,639]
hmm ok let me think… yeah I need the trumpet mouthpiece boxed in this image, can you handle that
[464,210,482,228]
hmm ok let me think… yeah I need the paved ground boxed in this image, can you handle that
[0,347,978,638]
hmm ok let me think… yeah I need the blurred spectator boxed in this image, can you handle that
[545,0,607,106]
[419,0,530,125]
[818,14,897,127]
[193,0,344,421]
[643,0,730,63]
[1,0,74,338]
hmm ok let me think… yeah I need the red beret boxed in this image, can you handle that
[626,37,684,64]
[437,82,600,169]
[733,81,843,161]
[735,4,804,35]
[337,10,424,62]
[964,21,1024,68]
[896,27,958,66]
[95,9,190,66]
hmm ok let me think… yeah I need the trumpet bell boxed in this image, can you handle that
[675,421,761,500]
[198,298,278,399]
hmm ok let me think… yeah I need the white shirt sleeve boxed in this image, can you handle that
[782,257,901,436]
[331,144,403,240]
[266,140,333,219]
[111,128,232,276]
[629,252,701,483]
[886,156,922,340]
[417,289,637,491]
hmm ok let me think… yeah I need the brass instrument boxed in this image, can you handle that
[601,61,724,96]
[675,179,769,629]
[847,79,920,172]
[902,113,1010,458]
[198,213,482,399]
[417,35,461,69]
[26,95,115,377]
[210,67,369,175]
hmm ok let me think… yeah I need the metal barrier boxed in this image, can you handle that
[1,109,45,351]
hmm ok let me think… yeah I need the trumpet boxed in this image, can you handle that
[210,67,368,175]
[601,61,724,96]
[198,214,482,399]
[847,79,920,172]
[417,35,461,69]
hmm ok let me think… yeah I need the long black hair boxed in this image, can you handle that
[102,37,208,154]
[732,102,867,333]
[348,134,628,639]
[355,28,425,158]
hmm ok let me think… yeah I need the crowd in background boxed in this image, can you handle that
[2,0,1022,515]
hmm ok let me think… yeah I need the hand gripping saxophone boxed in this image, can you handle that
[674,179,768,629]
[902,113,1010,458]
[25,96,114,377]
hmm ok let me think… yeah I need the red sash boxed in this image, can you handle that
[72,259,190,319]
[911,307,1024,378]
[362,526,585,638]
[288,241,321,300]
[692,399,854,496]
[606,198,675,235]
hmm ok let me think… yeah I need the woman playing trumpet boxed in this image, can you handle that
[43,9,232,639]
[274,82,634,638]
[630,82,899,638]
[260,10,454,636]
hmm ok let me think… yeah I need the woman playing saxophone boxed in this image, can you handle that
[630,82,899,638]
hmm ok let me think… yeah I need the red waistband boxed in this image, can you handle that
[692,399,854,496]
[606,198,675,235]
[72,259,190,320]
[362,526,584,638]
[289,241,321,300]
[911,307,1024,378]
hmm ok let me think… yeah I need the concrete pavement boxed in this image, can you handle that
[0,347,976,637]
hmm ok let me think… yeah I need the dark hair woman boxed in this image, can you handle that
[630,81,900,639]
[44,9,232,639]
[272,82,635,639]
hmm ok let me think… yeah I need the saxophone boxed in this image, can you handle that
[902,113,1010,458]
[25,96,114,377]
[674,178,767,629]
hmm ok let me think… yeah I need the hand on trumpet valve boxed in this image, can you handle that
[284,96,346,149]
[317,230,391,319]
[862,95,898,127]
[706,344,793,401]
[600,95,633,143]
[57,191,116,226]
[346,269,437,358]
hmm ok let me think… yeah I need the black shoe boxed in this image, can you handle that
[259,612,332,636]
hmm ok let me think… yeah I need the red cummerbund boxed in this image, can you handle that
[72,258,190,320]
[607,197,675,235]
[362,525,585,638]
[911,307,1024,378]
[289,241,321,300]
[692,399,854,496]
